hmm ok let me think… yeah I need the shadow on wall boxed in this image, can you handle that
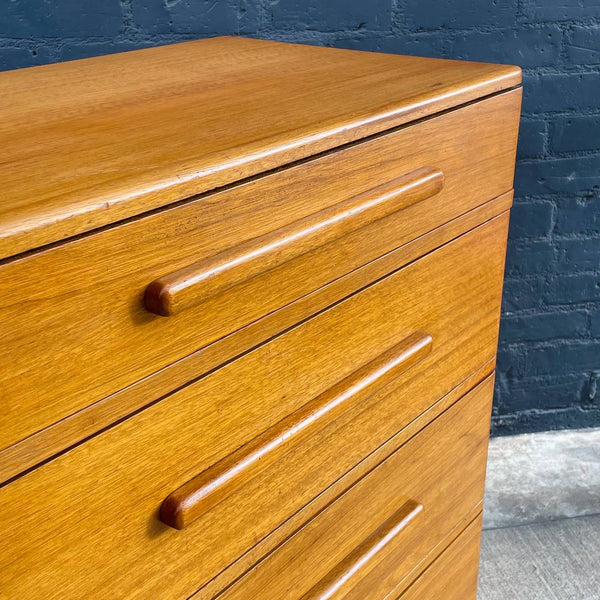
[1,0,599,435]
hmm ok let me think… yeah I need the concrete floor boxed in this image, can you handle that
[483,428,600,530]
[478,513,600,600]
[478,428,600,599]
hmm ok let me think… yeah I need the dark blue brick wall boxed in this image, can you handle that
[1,0,599,435]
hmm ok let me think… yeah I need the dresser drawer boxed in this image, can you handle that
[0,214,507,600]
[213,378,492,600]
[0,89,520,453]
[396,513,483,600]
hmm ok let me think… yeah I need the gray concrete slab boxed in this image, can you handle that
[483,428,600,530]
[478,514,600,600]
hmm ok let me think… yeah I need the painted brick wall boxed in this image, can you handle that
[1,1,599,435]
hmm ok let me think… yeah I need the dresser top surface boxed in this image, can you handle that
[0,36,521,260]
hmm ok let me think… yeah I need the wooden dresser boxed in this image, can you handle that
[0,37,521,599]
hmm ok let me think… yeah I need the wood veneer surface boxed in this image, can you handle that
[0,90,520,455]
[0,36,521,259]
[215,378,493,600]
[0,216,508,599]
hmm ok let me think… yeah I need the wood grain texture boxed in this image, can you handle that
[0,90,521,454]
[370,505,484,600]
[145,168,443,316]
[0,40,520,600]
[215,376,494,600]
[193,364,494,600]
[397,512,483,600]
[0,36,521,259]
[301,501,424,600]
[0,191,512,485]
[160,333,432,529]
[0,218,507,600]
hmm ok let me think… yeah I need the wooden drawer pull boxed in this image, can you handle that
[301,500,424,600]
[145,167,444,316]
[160,332,432,529]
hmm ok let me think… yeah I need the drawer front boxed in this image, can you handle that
[0,89,520,452]
[215,378,492,600]
[397,513,483,600]
[0,215,507,600]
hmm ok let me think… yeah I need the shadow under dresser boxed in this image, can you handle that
[0,36,521,599]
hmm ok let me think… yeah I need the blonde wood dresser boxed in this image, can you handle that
[0,37,521,599]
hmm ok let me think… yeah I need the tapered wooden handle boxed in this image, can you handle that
[300,501,424,600]
[160,332,432,529]
[145,167,444,316]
